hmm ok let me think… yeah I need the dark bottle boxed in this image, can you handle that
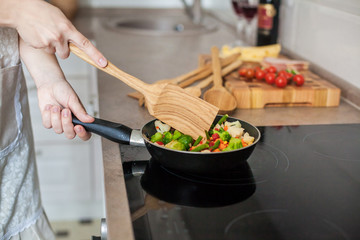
[256,0,280,46]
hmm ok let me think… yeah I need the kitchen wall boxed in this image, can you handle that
[79,0,231,9]
[79,0,360,91]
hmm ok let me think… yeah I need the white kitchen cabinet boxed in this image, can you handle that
[23,53,105,221]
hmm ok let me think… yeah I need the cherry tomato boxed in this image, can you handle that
[275,76,287,88]
[285,72,293,80]
[293,74,305,86]
[255,69,266,80]
[265,73,276,84]
[238,68,247,77]
[267,66,277,74]
[245,68,255,79]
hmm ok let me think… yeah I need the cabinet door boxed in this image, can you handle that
[35,142,92,203]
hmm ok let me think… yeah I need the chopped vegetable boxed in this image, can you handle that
[213,129,231,142]
[217,114,229,126]
[173,130,182,140]
[149,116,255,153]
[223,138,243,151]
[177,135,193,150]
[162,132,173,145]
[154,120,170,133]
[210,140,220,151]
[151,132,163,143]
[193,136,203,146]
[165,140,186,151]
[191,143,209,152]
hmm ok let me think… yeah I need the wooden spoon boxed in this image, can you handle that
[69,43,218,139]
[203,46,237,114]
[185,59,243,97]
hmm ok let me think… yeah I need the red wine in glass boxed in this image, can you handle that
[231,0,244,16]
[242,5,258,21]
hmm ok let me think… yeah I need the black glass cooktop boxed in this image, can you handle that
[122,123,360,240]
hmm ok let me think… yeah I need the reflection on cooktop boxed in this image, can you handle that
[224,209,349,240]
[247,142,289,184]
[140,160,256,208]
[124,124,360,240]
[303,126,360,162]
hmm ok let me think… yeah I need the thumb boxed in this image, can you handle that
[68,97,94,123]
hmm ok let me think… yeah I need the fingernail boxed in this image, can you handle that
[62,110,69,117]
[98,57,107,67]
[52,107,59,113]
[75,126,83,133]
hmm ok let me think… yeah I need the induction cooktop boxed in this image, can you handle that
[122,123,360,240]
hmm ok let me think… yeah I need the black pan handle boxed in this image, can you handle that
[72,116,133,145]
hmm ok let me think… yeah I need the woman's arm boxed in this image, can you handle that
[19,37,93,140]
[0,0,107,67]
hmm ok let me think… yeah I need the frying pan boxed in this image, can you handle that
[72,115,261,176]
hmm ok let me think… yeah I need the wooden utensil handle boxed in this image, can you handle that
[211,46,223,88]
[69,43,150,94]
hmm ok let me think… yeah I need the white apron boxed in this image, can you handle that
[0,28,55,240]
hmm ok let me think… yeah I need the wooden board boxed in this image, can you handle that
[225,69,341,109]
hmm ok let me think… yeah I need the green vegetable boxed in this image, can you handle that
[162,132,173,145]
[210,140,220,150]
[178,135,193,150]
[165,140,186,151]
[191,143,209,152]
[173,130,182,140]
[193,136,203,146]
[205,130,211,140]
[223,138,243,151]
[214,130,231,142]
[217,114,229,126]
[150,132,163,142]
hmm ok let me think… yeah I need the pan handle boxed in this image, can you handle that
[72,116,133,145]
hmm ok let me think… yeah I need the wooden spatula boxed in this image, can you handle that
[69,43,218,138]
[203,46,237,114]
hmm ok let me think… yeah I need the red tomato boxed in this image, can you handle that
[267,66,277,74]
[278,70,290,80]
[255,70,266,80]
[265,73,276,84]
[286,72,293,80]
[238,68,247,77]
[245,68,255,79]
[275,76,287,88]
[212,133,220,140]
[293,74,305,86]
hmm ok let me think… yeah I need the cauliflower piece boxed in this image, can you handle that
[225,121,242,129]
[227,126,244,138]
[154,120,170,134]
[242,132,255,145]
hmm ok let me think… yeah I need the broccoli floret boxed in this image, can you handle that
[214,130,231,142]
[172,130,182,140]
[223,137,243,151]
[150,132,163,142]
[177,135,193,150]
[165,140,186,151]
[162,131,173,145]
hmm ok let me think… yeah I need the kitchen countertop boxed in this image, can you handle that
[73,8,360,240]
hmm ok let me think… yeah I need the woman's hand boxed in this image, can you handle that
[1,0,107,67]
[37,80,94,141]
[20,38,94,141]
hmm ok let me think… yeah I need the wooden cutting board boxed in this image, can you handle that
[225,68,341,109]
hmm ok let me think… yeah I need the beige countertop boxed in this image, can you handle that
[74,8,360,240]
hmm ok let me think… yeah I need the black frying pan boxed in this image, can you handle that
[72,115,261,176]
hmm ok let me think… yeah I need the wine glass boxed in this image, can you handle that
[231,0,247,46]
[241,0,259,45]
